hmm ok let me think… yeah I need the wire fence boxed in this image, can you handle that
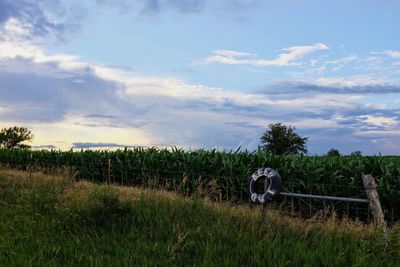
[0,149,399,223]
[0,157,372,222]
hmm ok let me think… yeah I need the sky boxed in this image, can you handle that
[0,0,400,155]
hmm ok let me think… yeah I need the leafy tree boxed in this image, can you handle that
[350,151,362,156]
[0,126,34,149]
[326,148,341,157]
[260,123,308,155]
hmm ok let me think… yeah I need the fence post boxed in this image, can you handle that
[29,153,32,179]
[362,174,387,242]
[107,158,111,184]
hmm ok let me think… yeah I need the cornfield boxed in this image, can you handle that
[0,147,399,222]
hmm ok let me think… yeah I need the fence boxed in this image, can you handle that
[0,148,399,223]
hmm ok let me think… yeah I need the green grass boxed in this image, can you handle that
[0,170,399,266]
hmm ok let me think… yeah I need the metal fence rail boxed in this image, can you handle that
[280,192,369,203]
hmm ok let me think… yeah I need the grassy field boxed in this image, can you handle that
[0,170,399,266]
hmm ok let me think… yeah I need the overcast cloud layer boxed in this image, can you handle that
[0,0,399,155]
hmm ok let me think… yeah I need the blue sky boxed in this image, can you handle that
[0,0,400,154]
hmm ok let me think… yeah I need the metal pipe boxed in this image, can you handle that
[280,192,369,203]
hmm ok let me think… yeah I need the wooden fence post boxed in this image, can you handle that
[107,158,111,184]
[29,153,32,179]
[362,174,385,226]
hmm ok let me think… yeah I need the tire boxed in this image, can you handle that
[248,168,282,203]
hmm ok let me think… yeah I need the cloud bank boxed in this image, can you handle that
[0,40,399,154]
[258,81,400,96]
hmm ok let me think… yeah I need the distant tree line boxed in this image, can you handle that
[0,124,363,156]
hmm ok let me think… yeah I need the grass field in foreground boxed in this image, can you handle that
[0,170,399,266]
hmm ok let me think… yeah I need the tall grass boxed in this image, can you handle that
[0,147,399,222]
[0,170,399,266]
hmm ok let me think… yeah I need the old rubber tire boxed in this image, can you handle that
[248,168,282,203]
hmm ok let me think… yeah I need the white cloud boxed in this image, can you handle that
[323,55,359,71]
[0,0,87,44]
[212,50,254,57]
[325,55,358,65]
[199,43,329,66]
[315,75,388,87]
[360,115,397,127]
[385,50,400,58]
[276,43,328,65]
[1,18,34,41]
[0,40,88,72]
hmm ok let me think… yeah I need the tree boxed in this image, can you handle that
[0,126,34,149]
[260,123,308,155]
[326,148,341,157]
[350,151,362,156]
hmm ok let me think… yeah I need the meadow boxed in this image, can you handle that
[0,169,399,266]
